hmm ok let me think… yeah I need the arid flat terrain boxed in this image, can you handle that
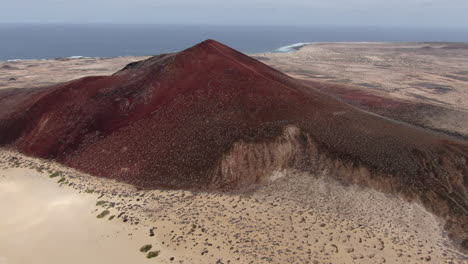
[0,56,147,90]
[0,42,467,264]
[1,150,465,264]
[254,42,468,137]
[257,42,468,110]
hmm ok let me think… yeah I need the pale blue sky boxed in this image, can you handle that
[2,0,467,28]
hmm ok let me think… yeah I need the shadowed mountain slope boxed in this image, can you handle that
[0,40,466,247]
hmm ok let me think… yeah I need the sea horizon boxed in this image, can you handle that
[1,24,468,61]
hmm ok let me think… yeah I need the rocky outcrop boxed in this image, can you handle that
[211,126,304,188]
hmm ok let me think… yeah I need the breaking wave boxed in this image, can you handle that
[275,42,312,52]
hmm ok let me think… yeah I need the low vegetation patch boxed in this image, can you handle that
[140,244,152,253]
[147,250,160,258]
[49,171,61,178]
[97,210,110,219]
[96,200,108,206]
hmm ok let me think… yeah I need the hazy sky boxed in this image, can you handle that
[2,0,468,28]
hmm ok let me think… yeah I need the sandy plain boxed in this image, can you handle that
[0,43,467,263]
[255,42,468,138]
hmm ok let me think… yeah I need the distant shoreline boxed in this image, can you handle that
[2,42,308,62]
[4,41,468,63]
[2,24,468,61]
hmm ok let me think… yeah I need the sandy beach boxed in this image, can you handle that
[1,43,467,263]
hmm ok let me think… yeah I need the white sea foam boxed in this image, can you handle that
[1,56,100,62]
[275,42,312,53]
[67,56,90,59]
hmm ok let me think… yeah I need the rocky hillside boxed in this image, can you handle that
[0,40,466,248]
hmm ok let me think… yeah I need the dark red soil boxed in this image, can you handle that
[0,40,467,247]
[303,79,468,139]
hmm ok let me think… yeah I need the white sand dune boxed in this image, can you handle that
[0,167,150,264]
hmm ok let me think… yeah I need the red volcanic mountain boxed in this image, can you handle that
[0,40,467,246]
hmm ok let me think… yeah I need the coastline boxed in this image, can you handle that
[1,41,310,62]
[4,41,467,62]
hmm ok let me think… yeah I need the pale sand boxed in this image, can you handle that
[0,168,151,264]
[254,42,468,110]
[0,150,466,264]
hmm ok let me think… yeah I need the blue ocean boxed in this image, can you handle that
[1,24,468,61]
